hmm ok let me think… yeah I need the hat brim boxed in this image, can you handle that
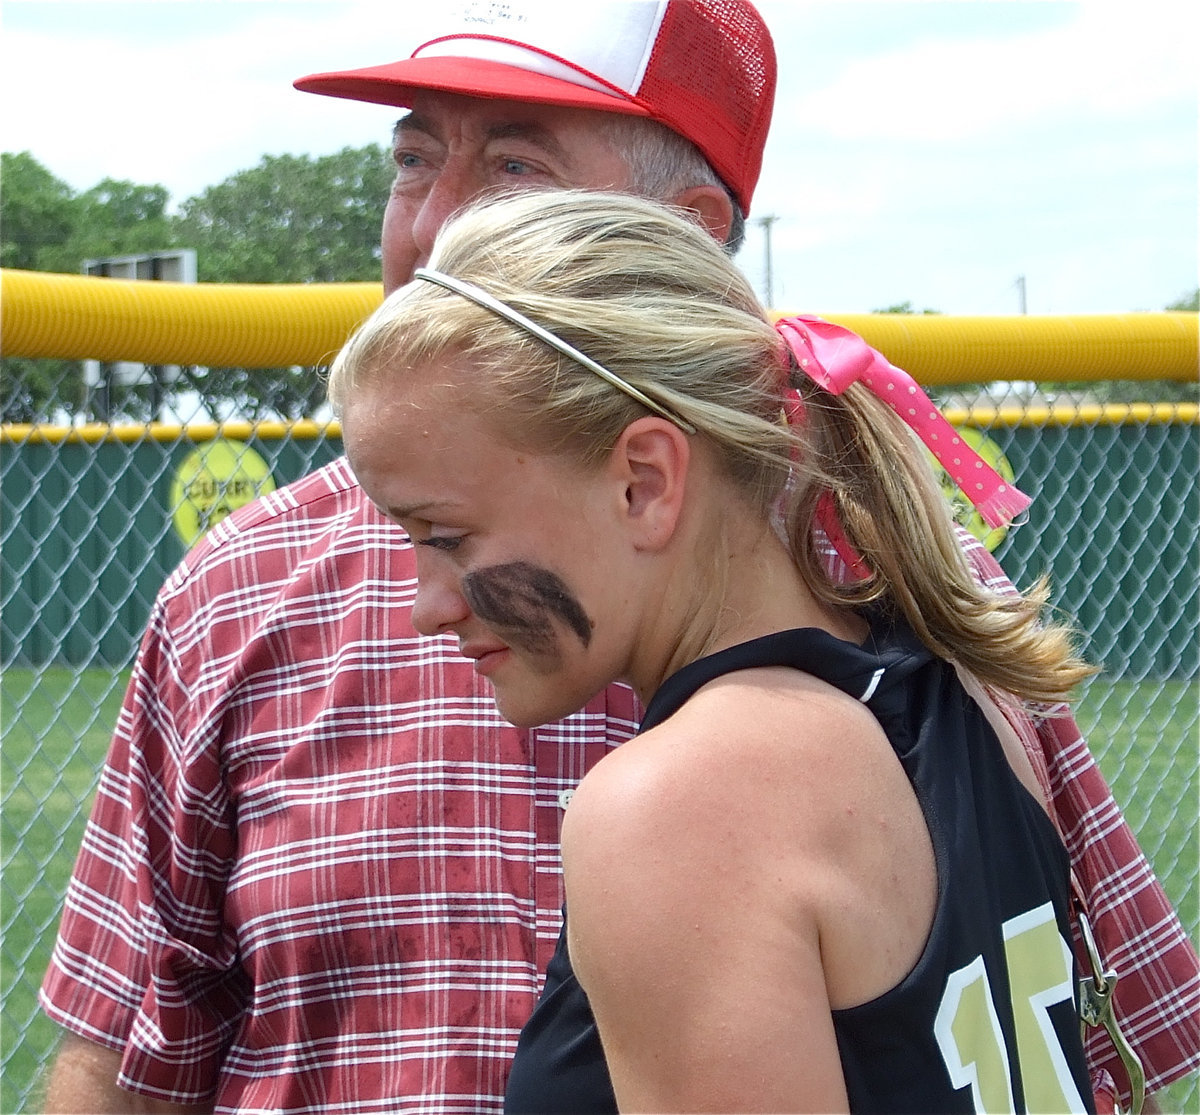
[294,56,653,119]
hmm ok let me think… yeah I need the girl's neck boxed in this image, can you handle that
[628,512,867,705]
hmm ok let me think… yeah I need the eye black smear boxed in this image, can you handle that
[463,561,593,657]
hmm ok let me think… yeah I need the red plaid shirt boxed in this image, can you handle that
[41,458,1197,1111]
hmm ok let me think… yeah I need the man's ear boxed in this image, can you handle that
[610,417,691,552]
[671,183,735,247]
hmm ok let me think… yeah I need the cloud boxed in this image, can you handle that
[784,3,1199,144]
[0,2,428,202]
[3,0,1194,314]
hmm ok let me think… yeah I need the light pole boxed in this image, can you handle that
[757,214,778,309]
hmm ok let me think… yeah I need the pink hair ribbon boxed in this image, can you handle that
[775,315,1032,530]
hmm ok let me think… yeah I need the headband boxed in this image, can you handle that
[775,314,1032,579]
[408,272,1028,573]
[412,267,697,434]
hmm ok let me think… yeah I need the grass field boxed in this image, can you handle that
[2,666,1197,1112]
[2,666,129,1113]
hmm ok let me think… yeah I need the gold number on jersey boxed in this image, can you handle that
[934,903,1087,1113]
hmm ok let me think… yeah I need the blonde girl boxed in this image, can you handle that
[329,189,1094,1114]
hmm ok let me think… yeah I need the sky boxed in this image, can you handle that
[2,0,1197,316]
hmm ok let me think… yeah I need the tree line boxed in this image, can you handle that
[2,149,1196,424]
[1,147,393,423]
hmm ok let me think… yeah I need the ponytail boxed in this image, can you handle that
[785,373,1095,705]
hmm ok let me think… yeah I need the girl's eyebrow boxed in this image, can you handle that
[385,499,459,521]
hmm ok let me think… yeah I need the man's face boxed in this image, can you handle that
[380,91,636,293]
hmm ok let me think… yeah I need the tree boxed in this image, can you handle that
[1,146,396,421]
[72,178,177,265]
[71,180,182,422]
[0,152,76,271]
[1165,288,1199,312]
[1,145,397,422]
[173,364,329,424]
[0,156,177,272]
[173,145,392,283]
[872,300,941,315]
[1,156,181,421]
[0,357,84,423]
[166,144,393,420]
[1,154,85,420]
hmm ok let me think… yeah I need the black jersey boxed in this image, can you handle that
[504,618,1093,1114]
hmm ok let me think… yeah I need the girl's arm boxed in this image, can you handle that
[561,689,866,1113]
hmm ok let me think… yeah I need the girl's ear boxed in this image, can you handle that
[609,417,691,552]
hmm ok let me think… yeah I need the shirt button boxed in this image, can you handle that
[558,788,575,810]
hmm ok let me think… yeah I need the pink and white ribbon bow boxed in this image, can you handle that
[775,315,1032,530]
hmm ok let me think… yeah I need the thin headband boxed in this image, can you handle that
[412,267,697,435]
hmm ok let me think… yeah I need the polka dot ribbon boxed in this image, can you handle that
[775,315,1032,530]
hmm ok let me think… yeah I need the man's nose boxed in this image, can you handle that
[410,161,482,260]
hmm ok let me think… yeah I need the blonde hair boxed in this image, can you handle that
[329,190,1093,704]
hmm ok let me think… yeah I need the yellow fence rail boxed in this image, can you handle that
[3,268,1196,385]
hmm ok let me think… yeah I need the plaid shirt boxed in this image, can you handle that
[41,457,1197,1111]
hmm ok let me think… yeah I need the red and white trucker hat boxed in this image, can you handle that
[294,0,776,214]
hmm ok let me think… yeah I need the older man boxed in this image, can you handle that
[41,3,1197,1113]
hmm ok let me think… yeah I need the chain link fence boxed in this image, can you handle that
[2,370,1197,1111]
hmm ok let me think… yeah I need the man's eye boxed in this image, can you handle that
[502,158,533,175]
[395,152,424,170]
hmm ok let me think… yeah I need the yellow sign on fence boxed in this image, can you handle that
[169,438,276,547]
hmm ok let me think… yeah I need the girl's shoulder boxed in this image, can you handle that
[562,660,934,1039]
[563,663,895,876]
